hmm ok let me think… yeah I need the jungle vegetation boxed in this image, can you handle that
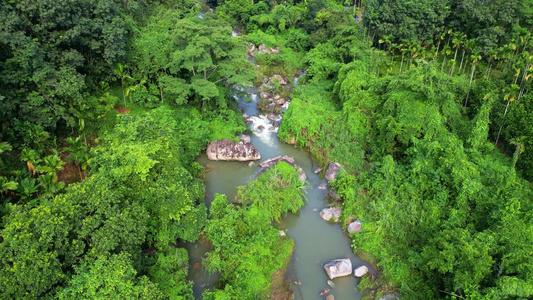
[0,0,532,299]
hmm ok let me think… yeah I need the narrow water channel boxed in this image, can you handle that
[185,76,367,299]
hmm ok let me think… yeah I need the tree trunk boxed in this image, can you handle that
[517,63,530,103]
[399,54,404,75]
[459,50,465,73]
[446,47,459,85]
[495,98,512,146]
[434,39,441,61]
[464,62,476,107]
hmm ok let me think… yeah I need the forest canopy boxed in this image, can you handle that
[1,0,532,299]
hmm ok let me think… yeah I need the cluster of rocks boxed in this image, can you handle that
[319,258,371,299]
[316,162,363,233]
[259,81,289,114]
[247,42,280,58]
[323,258,369,279]
[319,207,342,222]
[319,206,362,233]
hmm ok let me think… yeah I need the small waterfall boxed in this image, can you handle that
[246,115,277,146]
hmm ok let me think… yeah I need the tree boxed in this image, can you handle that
[0,175,148,298]
[57,253,164,299]
[363,0,451,45]
[64,136,90,180]
[0,0,131,137]
[0,142,17,194]
[132,12,255,108]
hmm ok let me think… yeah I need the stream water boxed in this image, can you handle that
[184,70,367,299]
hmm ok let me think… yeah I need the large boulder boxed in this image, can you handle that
[207,139,261,161]
[320,207,342,222]
[325,162,342,181]
[324,258,352,279]
[354,265,369,278]
[258,155,306,181]
[347,220,362,233]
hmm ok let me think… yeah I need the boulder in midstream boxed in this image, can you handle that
[206,139,261,161]
[324,258,352,279]
[320,207,342,222]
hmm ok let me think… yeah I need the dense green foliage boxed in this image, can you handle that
[131,10,255,107]
[0,0,134,136]
[0,106,220,298]
[276,1,533,297]
[203,162,305,299]
[1,0,533,298]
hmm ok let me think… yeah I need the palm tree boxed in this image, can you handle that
[495,84,520,146]
[114,63,133,107]
[20,149,41,175]
[0,142,12,170]
[0,176,18,194]
[464,52,482,107]
[64,137,90,180]
[16,177,39,203]
[37,173,65,198]
[38,150,64,174]
[516,53,532,103]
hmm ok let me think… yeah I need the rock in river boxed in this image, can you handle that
[319,288,330,296]
[347,220,362,233]
[327,280,335,288]
[258,155,306,181]
[207,139,261,161]
[354,265,369,278]
[324,258,352,279]
[325,162,342,182]
[320,207,342,222]
[238,134,251,143]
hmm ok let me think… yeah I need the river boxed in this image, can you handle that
[184,65,368,299]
